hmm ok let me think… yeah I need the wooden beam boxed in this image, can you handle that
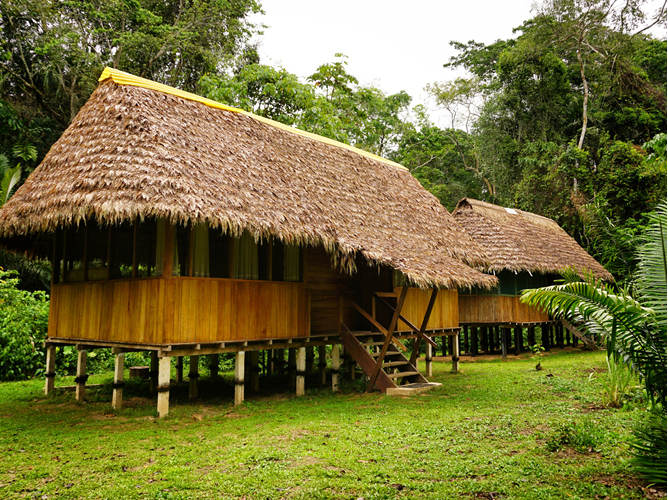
[366,285,408,393]
[156,356,171,418]
[44,345,56,395]
[112,352,125,410]
[75,349,87,402]
[373,293,437,349]
[409,288,439,366]
[132,218,138,278]
[331,344,340,392]
[296,347,306,396]
[162,221,174,278]
[234,351,245,406]
[348,300,408,352]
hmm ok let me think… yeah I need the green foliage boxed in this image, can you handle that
[630,411,667,487]
[0,0,261,126]
[601,354,637,407]
[0,269,49,381]
[545,419,608,453]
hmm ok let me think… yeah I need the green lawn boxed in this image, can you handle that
[0,349,654,499]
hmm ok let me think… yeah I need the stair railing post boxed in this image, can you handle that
[366,285,408,393]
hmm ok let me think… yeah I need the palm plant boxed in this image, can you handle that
[521,203,667,486]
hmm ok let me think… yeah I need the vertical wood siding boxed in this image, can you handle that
[396,288,459,331]
[458,295,549,324]
[48,278,309,344]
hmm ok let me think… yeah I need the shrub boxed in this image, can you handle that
[0,268,49,381]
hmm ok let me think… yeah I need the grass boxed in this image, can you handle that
[0,348,658,499]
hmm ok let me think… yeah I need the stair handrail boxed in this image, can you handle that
[371,292,438,349]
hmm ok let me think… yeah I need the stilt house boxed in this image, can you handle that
[0,69,497,415]
[452,198,613,354]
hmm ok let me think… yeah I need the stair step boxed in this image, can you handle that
[360,341,386,347]
[386,371,420,379]
[370,350,402,357]
[382,361,409,368]
[386,382,442,396]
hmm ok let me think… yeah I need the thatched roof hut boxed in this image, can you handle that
[452,198,613,281]
[0,68,495,290]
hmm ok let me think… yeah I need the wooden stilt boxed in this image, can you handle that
[447,336,453,357]
[528,326,536,348]
[189,355,199,400]
[501,328,508,360]
[494,326,500,353]
[462,325,469,353]
[296,347,306,396]
[481,326,488,353]
[250,351,260,392]
[331,344,340,392]
[318,345,327,385]
[112,352,125,410]
[44,345,56,395]
[234,351,245,406]
[209,354,219,380]
[470,326,478,356]
[425,342,433,377]
[514,326,522,355]
[451,333,460,373]
[156,356,171,418]
[150,351,158,392]
[267,349,274,376]
[288,348,296,388]
[75,349,87,402]
[175,356,183,383]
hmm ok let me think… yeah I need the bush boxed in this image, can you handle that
[0,268,49,380]
[546,419,607,453]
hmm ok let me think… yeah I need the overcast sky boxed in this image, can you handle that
[250,0,536,124]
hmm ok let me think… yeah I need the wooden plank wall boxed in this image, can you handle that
[458,295,549,324]
[306,246,364,334]
[396,288,459,331]
[48,278,309,344]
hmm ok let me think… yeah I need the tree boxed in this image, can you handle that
[521,202,667,485]
[0,0,262,127]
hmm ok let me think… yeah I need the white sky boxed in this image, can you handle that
[250,0,536,125]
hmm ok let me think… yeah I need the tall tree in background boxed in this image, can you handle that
[0,0,262,128]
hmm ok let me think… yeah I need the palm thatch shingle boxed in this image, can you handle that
[452,198,613,281]
[0,68,496,290]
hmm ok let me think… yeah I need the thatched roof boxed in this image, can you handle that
[0,68,496,290]
[452,198,613,281]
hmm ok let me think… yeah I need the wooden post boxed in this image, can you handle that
[156,356,171,418]
[514,326,522,355]
[470,326,478,356]
[494,326,500,353]
[234,351,245,406]
[75,349,87,402]
[447,336,454,357]
[112,353,125,410]
[209,354,219,380]
[501,328,508,360]
[528,326,536,347]
[175,356,183,383]
[548,324,554,351]
[318,345,327,385]
[451,333,460,373]
[462,325,469,353]
[150,351,158,392]
[267,349,274,376]
[480,326,488,353]
[189,355,199,400]
[44,345,56,395]
[288,348,296,388]
[425,342,433,377]
[250,351,260,392]
[331,344,340,392]
[296,347,306,396]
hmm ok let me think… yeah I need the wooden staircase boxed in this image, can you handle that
[340,326,442,395]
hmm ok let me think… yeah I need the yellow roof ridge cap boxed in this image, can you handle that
[99,67,408,171]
